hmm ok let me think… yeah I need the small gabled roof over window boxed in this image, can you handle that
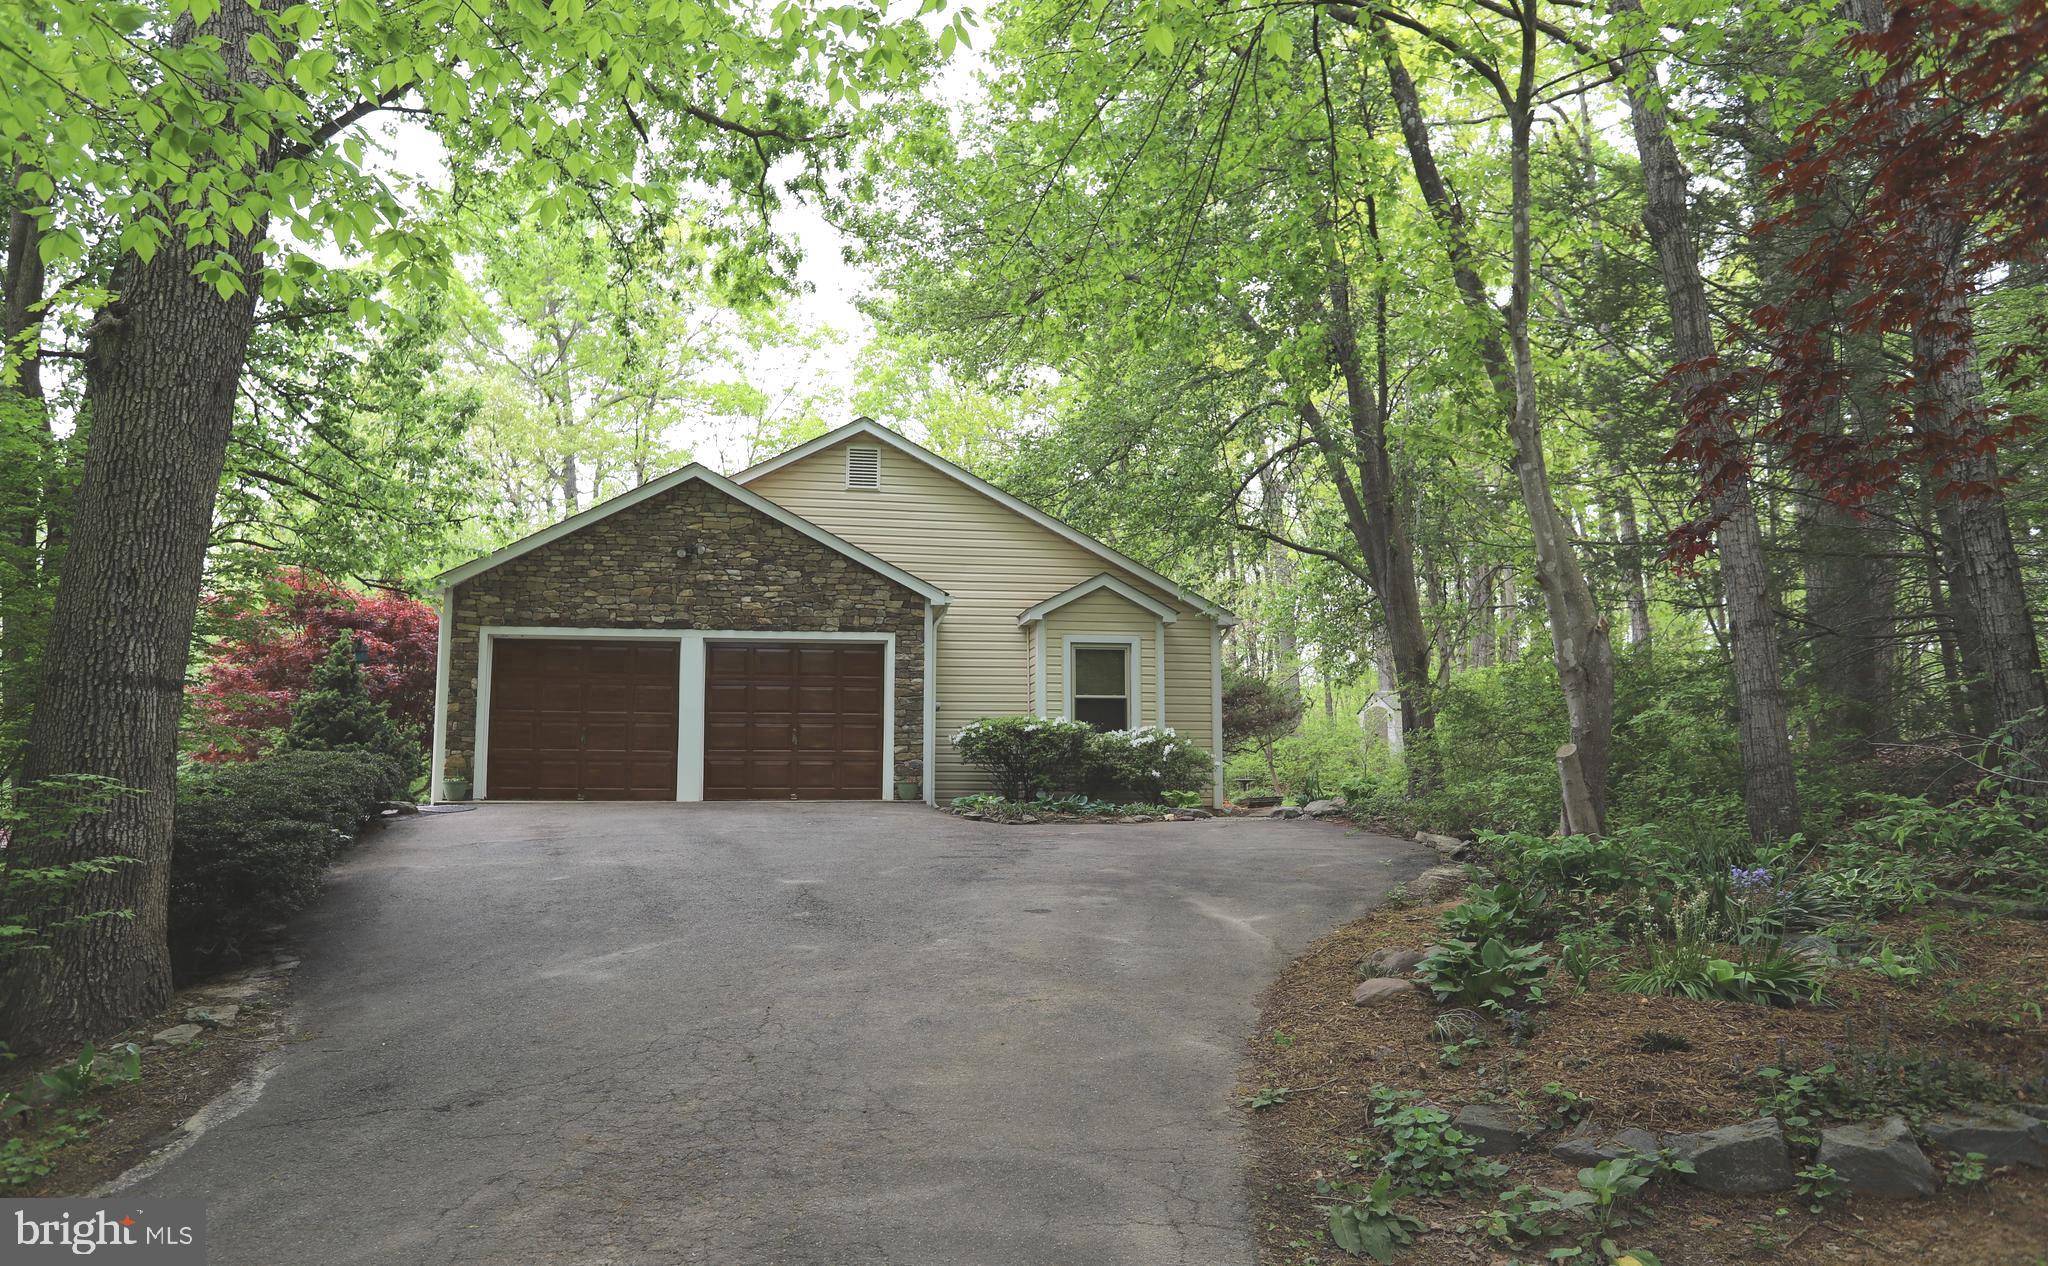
[1016,573,1179,626]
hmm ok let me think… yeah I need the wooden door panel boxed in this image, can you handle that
[703,642,885,800]
[486,638,679,800]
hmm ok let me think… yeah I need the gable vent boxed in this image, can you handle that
[845,445,881,489]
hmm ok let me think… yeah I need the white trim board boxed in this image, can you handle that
[1210,623,1226,808]
[735,418,1236,626]
[470,626,898,803]
[1017,573,1178,626]
[435,462,949,606]
[430,585,452,803]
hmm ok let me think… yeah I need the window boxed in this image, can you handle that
[1070,644,1130,731]
[845,445,881,489]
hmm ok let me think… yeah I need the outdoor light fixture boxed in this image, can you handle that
[674,542,708,560]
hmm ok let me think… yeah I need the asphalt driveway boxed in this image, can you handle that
[130,803,1428,1265]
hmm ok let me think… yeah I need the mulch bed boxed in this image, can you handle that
[4,958,297,1197]
[1243,898,2048,1265]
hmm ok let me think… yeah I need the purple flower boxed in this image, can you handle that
[1730,865,1774,892]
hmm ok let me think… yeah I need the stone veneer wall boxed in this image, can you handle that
[440,479,928,795]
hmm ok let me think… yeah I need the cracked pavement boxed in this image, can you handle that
[132,803,1428,1265]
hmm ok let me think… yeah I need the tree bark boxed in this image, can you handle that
[1616,493,1651,650]
[1378,16,1616,827]
[0,3,279,1054]
[1841,0,2046,754]
[1613,0,1802,839]
[1913,236,2047,752]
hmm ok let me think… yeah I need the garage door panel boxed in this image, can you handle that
[486,638,679,800]
[705,642,885,800]
[537,681,586,712]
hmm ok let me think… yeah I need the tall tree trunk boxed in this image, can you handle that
[1379,18,1616,829]
[1613,0,1801,839]
[0,3,277,1054]
[1913,235,2045,752]
[1498,568,1519,663]
[1918,492,1970,734]
[1261,474,1303,699]
[1468,566,1496,668]
[2,180,52,753]
[1616,493,1652,650]
[1837,0,2046,752]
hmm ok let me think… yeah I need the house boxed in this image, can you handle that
[1357,688,1405,753]
[429,418,1236,806]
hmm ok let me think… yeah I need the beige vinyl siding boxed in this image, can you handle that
[743,437,1222,803]
[1041,590,1159,728]
[1163,617,1217,758]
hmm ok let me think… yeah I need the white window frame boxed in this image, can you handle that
[1061,633,1141,731]
[470,626,899,803]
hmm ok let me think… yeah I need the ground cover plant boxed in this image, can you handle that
[1244,773,2048,1264]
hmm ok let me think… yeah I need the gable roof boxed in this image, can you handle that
[434,462,951,604]
[1017,573,1178,626]
[735,418,1238,626]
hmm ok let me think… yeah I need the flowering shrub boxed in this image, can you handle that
[1079,726,1212,803]
[953,716,1213,803]
[952,716,1094,801]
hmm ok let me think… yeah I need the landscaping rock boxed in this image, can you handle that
[185,1004,241,1029]
[1550,1123,1664,1165]
[379,800,420,815]
[1363,947,1427,977]
[1016,815,1040,825]
[1350,977,1418,1007]
[1819,1117,1935,1198]
[1302,798,1346,817]
[1782,934,1839,965]
[1667,1118,1795,1194]
[1453,1104,1529,1156]
[1416,831,1472,861]
[1410,866,1468,900]
[152,1023,204,1046]
[1922,1109,2047,1169]
[1272,807,1303,820]
[1171,808,1214,820]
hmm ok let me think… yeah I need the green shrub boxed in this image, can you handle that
[952,716,1094,801]
[282,637,423,788]
[1615,942,1824,1007]
[169,749,401,974]
[1439,882,1558,942]
[1079,727,1211,802]
[1358,1087,1509,1193]
[1754,1039,2019,1143]
[1416,937,1553,1009]
[952,717,1212,803]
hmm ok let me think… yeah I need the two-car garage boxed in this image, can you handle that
[483,637,888,802]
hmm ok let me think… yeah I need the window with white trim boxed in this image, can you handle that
[1070,645,1130,731]
[845,445,881,488]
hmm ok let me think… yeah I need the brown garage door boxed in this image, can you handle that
[704,643,884,800]
[486,639,679,800]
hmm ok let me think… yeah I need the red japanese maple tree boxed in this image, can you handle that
[1669,0,2048,536]
[191,569,438,762]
